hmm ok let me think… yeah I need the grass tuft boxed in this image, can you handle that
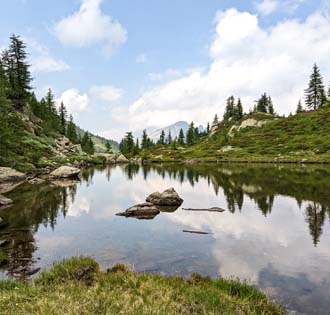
[0,257,284,315]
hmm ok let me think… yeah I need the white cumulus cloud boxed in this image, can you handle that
[27,38,70,73]
[56,88,90,114]
[31,56,70,73]
[54,0,127,55]
[256,0,279,15]
[123,8,330,131]
[89,85,123,102]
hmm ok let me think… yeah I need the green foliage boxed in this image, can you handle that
[1,35,32,109]
[178,128,185,145]
[66,114,78,144]
[119,131,138,156]
[81,132,95,155]
[305,64,326,110]
[141,129,153,149]
[256,93,275,114]
[158,130,166,145]
[296,99,304,114]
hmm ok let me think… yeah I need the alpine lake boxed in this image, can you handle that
[0,163,330,315]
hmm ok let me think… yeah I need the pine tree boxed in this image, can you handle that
[206,122,210,134]
[167,131,172,144]
[158,130,165,145]
[256,93,268,113]
[59,102,67,135]
[186,122,195,146]
[6,35,32,108]
[268,96,275,115]
[236,98,243,119]
[305,64,326,110]
[212,114,218,125]
[141,129,150,149]
[224,96,235,120]
[81,132,94,154]
[66,115,78,143]
[296,100,303,114]
[178,128,185,145]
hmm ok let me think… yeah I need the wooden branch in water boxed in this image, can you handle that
[182,207,225,213]
[183,230,213,235]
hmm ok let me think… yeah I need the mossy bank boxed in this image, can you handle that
[139,108,330,164]
[0,257,284,315]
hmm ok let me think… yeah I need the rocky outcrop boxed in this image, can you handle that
[0,195,13,207]
[146,188,183,207]
[228,118,269,137]
[53,136,81,156]
[116,154,129,163]
[116,202,160,219]
[49,166,80,179]
[0,167,26,183]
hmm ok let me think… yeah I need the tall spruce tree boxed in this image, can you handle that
[81,132,94,155]
[141,129,150,149]
[305,64,326,110]
[178,128,185,145]
[224,96,235,120]
[59,102,67,135]
[158,130,165,145]
[268,96,275,115]
[167,131,172,144]
[6,35,32,108]
[66,114,78,143]
[212,114,218,125]
[186,122,195,146]
[236,98,243,119]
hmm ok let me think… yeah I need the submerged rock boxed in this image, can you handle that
[0,194,13,207]
[116,202,160,219]
[146,188,183,207]
[0,167,26,183]
[116,154,129,163]
[49,166,80,179]
[28,177,45,185]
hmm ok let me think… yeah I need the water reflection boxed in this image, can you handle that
[0,163,329,314]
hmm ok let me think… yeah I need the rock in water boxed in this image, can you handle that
[0,195,13,207]
[28,177,45,185]
[0,167,26,183]
[116,154,129,163]
[146,188,183,206]
[49,166,80,179]
[116,202,160,219]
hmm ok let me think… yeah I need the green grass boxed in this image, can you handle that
[140,108,330,163]
[0,257,283,315]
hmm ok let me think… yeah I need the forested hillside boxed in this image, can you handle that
[0,35,116,170]
[128,64,330,163]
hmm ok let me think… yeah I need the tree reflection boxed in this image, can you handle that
[140,163,330,246]
[0,181,77,279]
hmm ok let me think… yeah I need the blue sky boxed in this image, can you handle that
[0,0,329,140]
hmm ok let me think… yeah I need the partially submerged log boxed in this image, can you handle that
[182,207,225,213]
[183,230,213,235]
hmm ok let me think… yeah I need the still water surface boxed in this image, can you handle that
[1,163,330,314]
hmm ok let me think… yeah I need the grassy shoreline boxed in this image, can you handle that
[0,257,284,315]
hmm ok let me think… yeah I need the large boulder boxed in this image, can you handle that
[0,167,26,183]
[49,166,80,179]
[0,194,13,207]
[116,154,129,163]
[146,188,183,207]
[116,202,160,220]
